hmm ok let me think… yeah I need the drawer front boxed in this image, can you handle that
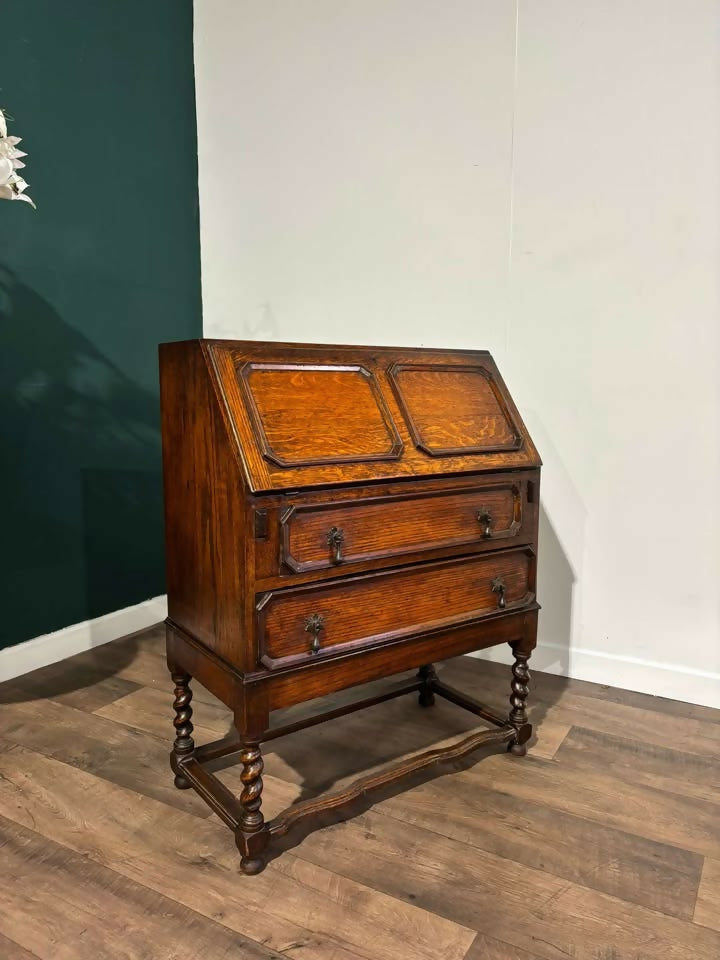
[257,547,534,667]
[280,482,523,574]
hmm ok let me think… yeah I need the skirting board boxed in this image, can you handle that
[472,642,720,710]
[0,595,168,683]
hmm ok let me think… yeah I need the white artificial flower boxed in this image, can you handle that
[0,137,26,165]
[0,156,13,186]
[0,109,35,209]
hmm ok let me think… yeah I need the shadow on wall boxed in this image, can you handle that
[0,264,165,662]
[536,503,575,677]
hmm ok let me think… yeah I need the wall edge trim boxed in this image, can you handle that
[0,595,168,683]
[471,640,720,710]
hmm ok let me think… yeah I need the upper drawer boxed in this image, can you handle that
[257,547,536,669]
[280,481,524,574]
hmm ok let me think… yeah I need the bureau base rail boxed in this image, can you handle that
[266,723,517,841]
[192,678,423,767]
[171,667,533,875]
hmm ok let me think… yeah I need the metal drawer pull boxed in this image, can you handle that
[491,576,506,610]
[304,613,325,654]
[326,526,345,564]
[477,508,493,539]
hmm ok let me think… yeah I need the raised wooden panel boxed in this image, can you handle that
[238,362,403,468]
[257,548,535,668]
[280,482,523,574]
[388,362,522,456]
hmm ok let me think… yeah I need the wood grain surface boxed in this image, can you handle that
[389,364,519,453]
[1,628,718,959]
[260,548,533,662]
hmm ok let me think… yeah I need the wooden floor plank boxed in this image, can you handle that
[0,658,140,713]
[556,725,720,806]
[695,858,720,932]
[546,692,720,759]
[0,931,41,960]
[374,765,703,919]
[528,719,572,760]
[131,622,166,653]
[98,627,223,707]
[0,741,475,960]
[0,813,282,960]
[441,659,720,759]
[93,643,171,691]
[95,684,232,744]
[289,799,720,960]
[457,751,720,860]
[463,935,543,960]
[0,698,214,818]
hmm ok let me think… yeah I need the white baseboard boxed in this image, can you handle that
[0,595,168,683]
[471,641,720,710]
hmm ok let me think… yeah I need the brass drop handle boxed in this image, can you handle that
[491,576,506,610]
[326,526,345,564]
[477,508,493,539]
[304,613,325,654]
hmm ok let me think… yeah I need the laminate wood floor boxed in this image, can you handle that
[1,624,719,959]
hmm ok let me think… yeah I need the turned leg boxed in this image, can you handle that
[170,670,195,788]
[417,663,437,707]
[508,648,532,757]
[235,740,269,875]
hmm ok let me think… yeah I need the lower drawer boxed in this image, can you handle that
[256,547,535,668]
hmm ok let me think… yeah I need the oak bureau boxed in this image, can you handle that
[159,339,541,874]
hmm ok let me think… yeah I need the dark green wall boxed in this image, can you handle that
[0,1,202,649]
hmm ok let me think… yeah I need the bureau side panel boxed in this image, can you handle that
[159,341,249,668]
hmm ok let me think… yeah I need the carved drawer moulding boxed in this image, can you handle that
[278,481,524,574]
[387,361,524,456]
[238,361,404,468]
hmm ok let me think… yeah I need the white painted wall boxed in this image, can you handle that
[194,0,720,707]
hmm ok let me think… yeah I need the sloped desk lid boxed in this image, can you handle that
[203,340,540,492]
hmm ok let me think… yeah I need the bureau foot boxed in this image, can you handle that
[239,855,265,876]
[235,741,270,875]
[417,664,437,707]
[508,648,532,757]
[170,670,195,788]
[509,739,529,757]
